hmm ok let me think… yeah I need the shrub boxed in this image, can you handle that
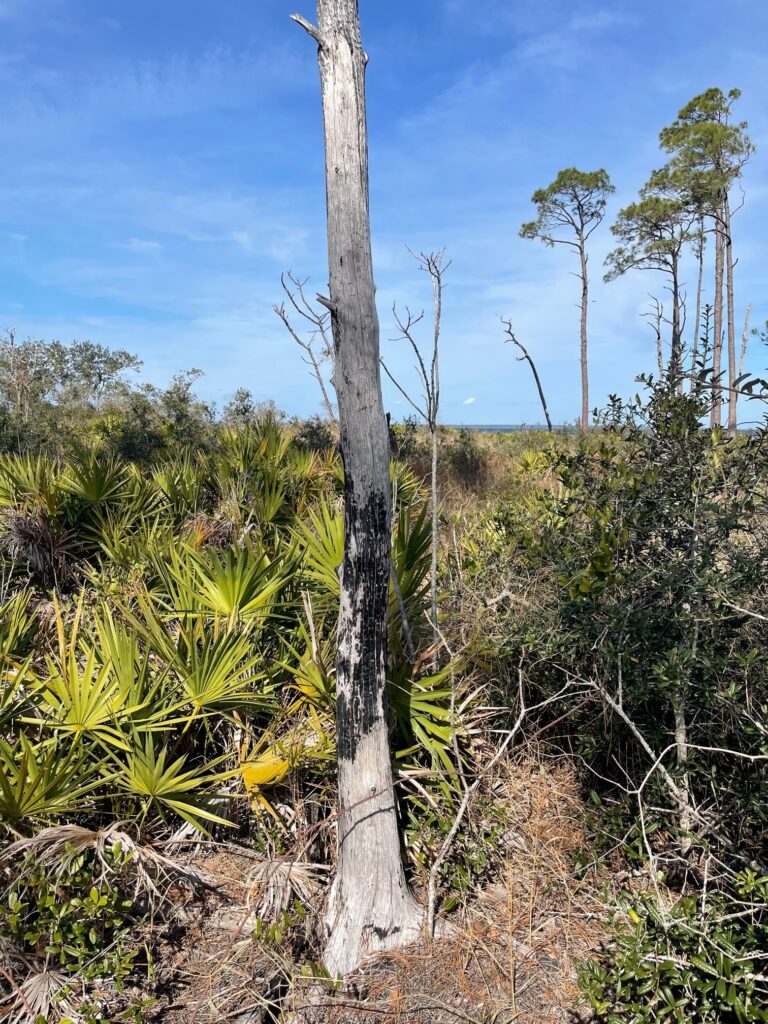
[293,414,336,453]
[1,844,139,1019]
[445,427,488,489]
[580,872,768,1023]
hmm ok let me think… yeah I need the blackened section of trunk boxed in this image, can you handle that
[335,486,390,763]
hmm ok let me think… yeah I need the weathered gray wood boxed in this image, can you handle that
[292,0,422,977]
[711,207,724,429]
[725,196,737,435]
[578,242,589,430]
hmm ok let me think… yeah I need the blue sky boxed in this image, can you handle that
[1,0,766,424]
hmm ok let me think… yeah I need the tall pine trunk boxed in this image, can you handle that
[579,240,589,431]
[690,230,704,385]
[671,260,682,379]
[724,195,737,435]
[293,0,422,978]
[711,205,725,429]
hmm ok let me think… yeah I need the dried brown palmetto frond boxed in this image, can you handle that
[246,857,328,922]
[1,509,80,587]
[7,968,69,1024]
[1,822,217,901]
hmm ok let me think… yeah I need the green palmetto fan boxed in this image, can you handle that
[0,590,38,664]
[149,539,290,625]
[294,496,343,602]
[23,597,163,750]
[106,734,234,832]
[252,415,293,466]
[0,452,69,518]
[390,459,426,509]
[63,447,132,506]
[281,614,336,717]
[0,735,106,828]
[134,608,275,720]
[152,454,210,520]
[390,500,432,630]
[387,661,457,780]
[93,508,175,571]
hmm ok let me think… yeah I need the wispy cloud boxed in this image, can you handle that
[463,396,476,405]
[115,238,162,254]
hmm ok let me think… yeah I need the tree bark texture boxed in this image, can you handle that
[690,237,704,383]
[711,207,725,429]
[293,0,422,978]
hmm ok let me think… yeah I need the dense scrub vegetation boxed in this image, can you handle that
[1,348,767,1020]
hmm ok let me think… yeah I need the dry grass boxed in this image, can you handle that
[31,759,603,1024]
[290,758,601,1024]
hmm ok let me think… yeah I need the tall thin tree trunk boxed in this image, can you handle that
[673,688,693,851]
[430,423,438,658]
[690,232,704,385]
[293,0,422,978]
[739,304,752,379]
[724,196,737,435]
[671,261,681,377]
[711,206,725,429]
[579,241,589,431]
[732,303,752,430]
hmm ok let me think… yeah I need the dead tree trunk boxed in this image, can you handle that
[579,239,590,431]
[292,0,422,978]
[732,303,752,429]
[690,230,704,385]
[502,320,553,432]
[724,196,737,435]
[711,205,725,429]
[671,261,682,377]
[739,303,752,379]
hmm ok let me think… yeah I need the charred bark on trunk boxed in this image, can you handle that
[293,0,422,978]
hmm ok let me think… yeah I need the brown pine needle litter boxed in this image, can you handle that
[95,758,605,1024]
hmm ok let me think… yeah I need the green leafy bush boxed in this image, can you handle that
[1,844,139,1021]
[580,873,768,1023]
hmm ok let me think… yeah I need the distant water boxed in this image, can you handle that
[444,423,573,433]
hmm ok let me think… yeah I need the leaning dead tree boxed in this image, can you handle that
[501,319,552,432]
[273,271,337,421]
[381,247,449,658]
[292,0,423,976]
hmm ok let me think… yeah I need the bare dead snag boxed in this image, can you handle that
[739,304,752,379]
[292,0,423,977]
[725,196,738,435]
[502,320,553,432]
[642,295,666,377]
[381,248,449,662]
[274,271,337,422]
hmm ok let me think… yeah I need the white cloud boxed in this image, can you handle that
[115,238,162,253]
[463,396,477,405]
